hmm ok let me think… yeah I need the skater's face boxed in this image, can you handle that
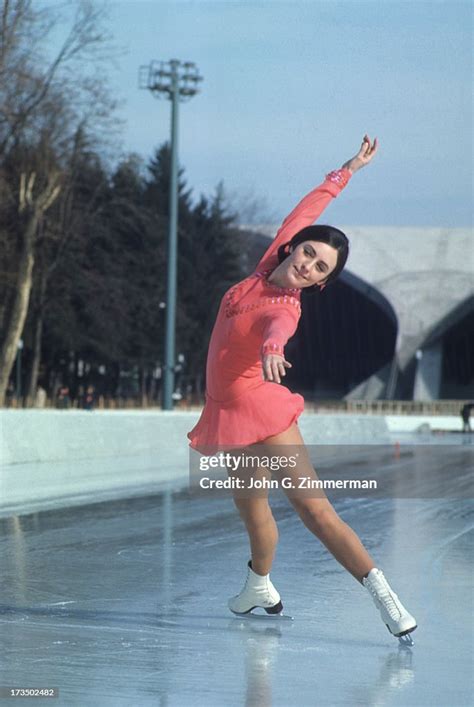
[279,240,339,289]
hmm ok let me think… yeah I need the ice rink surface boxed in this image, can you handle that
[1,434,473,706]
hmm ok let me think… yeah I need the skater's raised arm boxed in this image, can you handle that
[254,135,378,273]
[253,169,351,273]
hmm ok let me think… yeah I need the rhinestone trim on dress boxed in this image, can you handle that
[225,270,301,319]
[254,269,300,294]
[325,168,350,189]
[261,342,284,356]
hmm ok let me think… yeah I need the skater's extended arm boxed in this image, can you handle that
[260,307,299,384]
[254,135,378,273]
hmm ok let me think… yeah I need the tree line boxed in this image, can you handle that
[0,0,253,407]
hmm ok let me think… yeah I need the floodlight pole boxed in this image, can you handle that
[165,61,179,412]
[139,59,203,410]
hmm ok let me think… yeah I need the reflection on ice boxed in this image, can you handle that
[0,437,472,706]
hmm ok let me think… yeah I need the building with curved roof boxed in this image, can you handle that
[243,225,473,400]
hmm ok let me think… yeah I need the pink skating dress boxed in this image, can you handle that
[187,168,352,453]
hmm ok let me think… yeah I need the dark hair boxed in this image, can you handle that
[277,224,349,293]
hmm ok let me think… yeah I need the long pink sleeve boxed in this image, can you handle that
[254,167,352,273]
[261,307,299,358]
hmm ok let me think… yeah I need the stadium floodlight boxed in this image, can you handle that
[139,59,203,410]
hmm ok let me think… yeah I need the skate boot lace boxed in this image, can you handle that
[258,576,274,604]
[241,567,274,605]
[367,577,402,620]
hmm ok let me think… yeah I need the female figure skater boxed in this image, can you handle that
[187,135,417,643]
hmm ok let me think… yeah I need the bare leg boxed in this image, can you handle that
[261,423,375,582]
[228,463,278,576]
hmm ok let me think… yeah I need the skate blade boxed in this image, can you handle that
[231,608,294,621]
[386,622,417,647]
[398,633,415,648]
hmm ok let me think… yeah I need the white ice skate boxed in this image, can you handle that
[228,560,283,616]
[363,568,417,646]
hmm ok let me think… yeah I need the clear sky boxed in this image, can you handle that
[104,1,472,227]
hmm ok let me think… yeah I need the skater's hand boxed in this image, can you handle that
[262,353,292,384]
[342,135,379,173]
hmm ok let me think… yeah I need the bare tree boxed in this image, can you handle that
[24,127,111,404]
[0,0,120,157]
[0,0,121,405]
[0,170,61,403]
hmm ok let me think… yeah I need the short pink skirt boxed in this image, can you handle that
[187,382,304,454]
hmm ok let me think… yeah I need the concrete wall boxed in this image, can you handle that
[0,409,463,518]
[413,342,443,400]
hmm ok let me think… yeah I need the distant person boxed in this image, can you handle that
[187,136,416,644]
[56,386,70,409]
[461,403,474,433]
[83,385,95,411]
